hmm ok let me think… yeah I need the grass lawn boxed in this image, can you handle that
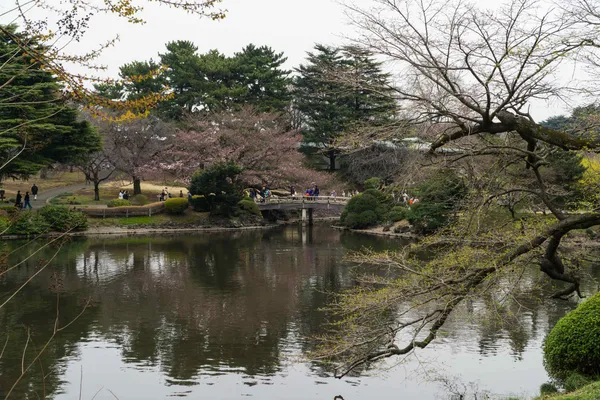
[88,211,210,227]
[49,182,188,205]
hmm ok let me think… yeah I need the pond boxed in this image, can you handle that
[0,225,598,400]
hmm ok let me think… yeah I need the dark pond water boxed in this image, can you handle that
[0,225,598,400]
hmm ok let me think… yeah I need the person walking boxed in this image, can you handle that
[123,190,129,200]
[179,190,184,198]
[31,184,38,200]
[118,190,124,199]
[23,192,32,210]
[15,190,22,208]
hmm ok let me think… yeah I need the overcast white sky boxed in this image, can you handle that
[1,0,581,121]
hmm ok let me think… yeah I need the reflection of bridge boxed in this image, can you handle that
[256,196,350,225]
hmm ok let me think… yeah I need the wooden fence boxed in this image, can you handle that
[75,202,166,218]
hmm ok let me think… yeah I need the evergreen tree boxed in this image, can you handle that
[293,44,396,170]
[0,25,101,181]
[233,44,291,113]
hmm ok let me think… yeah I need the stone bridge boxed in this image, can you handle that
[256,196,349,225]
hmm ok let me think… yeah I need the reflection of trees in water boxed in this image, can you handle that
[0,248,99,399]
[439,259,600,359]
[0,227,361,395]
[2,231,593,397]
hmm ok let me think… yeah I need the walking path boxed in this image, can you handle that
[32,182,90,209]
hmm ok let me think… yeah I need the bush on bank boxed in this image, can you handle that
[340,185,392,229]
[237,198,261,217]
[38,205,88,232]
[107,199,131,208]
[0,206,88,235]
[165,198,189,215]
[543,292,600,380]
[188,162,243,217]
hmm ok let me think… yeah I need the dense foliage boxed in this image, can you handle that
[164,198,189,214]
[0,25,102,181]
[100,42,292,120]
[5,212,50,235]
[237,198,261,217]
[190,195,210,212]
[340,187,391,229]
[294,45,396,170]
[188,162,243,216]
[38,206,88,232]
[406,170,468,233]
[544,292,600,380]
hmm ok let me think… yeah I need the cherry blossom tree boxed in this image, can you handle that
[160,107,333,190]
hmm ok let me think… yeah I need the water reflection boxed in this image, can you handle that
[0,225,597,399]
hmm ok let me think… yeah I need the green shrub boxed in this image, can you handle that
[190,195,210,212]
[543,292,600,380]
[0,205,19,216]
[540,382,559,396]
[563,373,594,392]
[364,177,382,190]
[237,199,261,217]
[406,202,450,233]
[387,205,408,222]
[8,212,50,235]
[188,162,243,216]
[129,194,149,205]
[406,169,468,233]
[38,206,88,232]
[107,199,131,208]
[0,215,10,233]
[340,189,392,229]
[165,198,189,215]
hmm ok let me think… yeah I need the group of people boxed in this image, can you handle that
[13,184,38,210]
[247,186,271,202]
[157,187,186,202]
[118,190,130,200]
[400,192,420,205]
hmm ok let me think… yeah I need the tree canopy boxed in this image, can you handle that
[0,25,101,181]
[293,44,397,170]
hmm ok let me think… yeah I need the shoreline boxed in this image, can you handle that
[0,217,342,240]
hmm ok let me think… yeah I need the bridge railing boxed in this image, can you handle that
[254,196,350,205]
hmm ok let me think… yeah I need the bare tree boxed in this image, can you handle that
[75,152,115,201]
[315,0,600,377]
[102,117,174,195]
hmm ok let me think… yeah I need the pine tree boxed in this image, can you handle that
[0,25,101,182]
[233,44,291,113]
[293,44,396,170]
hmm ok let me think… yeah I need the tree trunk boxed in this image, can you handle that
[329,151,336,171]
[94,182,100,201]
[133,177,142,195]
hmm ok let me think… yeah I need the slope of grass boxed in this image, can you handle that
[534,381,600,400]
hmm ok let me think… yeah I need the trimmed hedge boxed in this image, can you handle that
[129,194,149,205]
[340,189,391,229]
[165,198,189,215]
[238,199,261,216]
[543,292,600,380]
[38,205,88,232]
[107,199,131,208]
